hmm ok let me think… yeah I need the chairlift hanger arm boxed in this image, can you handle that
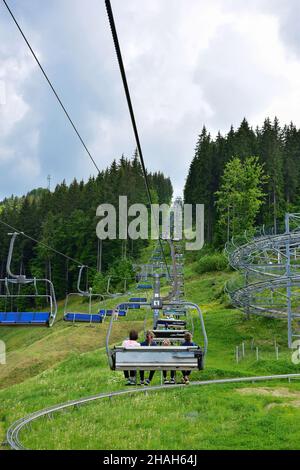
[77,265,90,296]
[6,232,29,283]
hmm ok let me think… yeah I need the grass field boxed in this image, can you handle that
[0,264,300,450]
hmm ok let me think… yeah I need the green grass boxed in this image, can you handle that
[20,382,300,450]
[0,268,300,450]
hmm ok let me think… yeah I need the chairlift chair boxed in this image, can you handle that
[106,276,128,298]
[106,300,207,372]
[137,283,152,290]
[63,265,104,324]
[0,233,57,327]
[110,346,204,371]
[99,308,127,319]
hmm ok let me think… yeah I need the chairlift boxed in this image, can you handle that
[106,299,207,371]
[129,297,147,303]
[64,265,105,324]
[0,233,57,327]
[137,283,152,290]
[99,308,127,319]
[156,319,186,328]
[106,276,128,298]
[110,346,204,371]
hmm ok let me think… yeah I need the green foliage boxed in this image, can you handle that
[196,252,228,274]
[215,156,268,243]
[92,272,108,294]
[0,155,173,299]
[1,267,300,450]
[184,117,300,245]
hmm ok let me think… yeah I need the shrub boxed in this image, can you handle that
[196,252,228,274]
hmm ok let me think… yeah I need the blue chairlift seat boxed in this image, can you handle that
[99,309,127,317]
[64,313,103,323]
[129,297,147,303]
[137,284,152,290]
[100,309,113,316]
[117,303,140,310]
[129,303,141,309]
[117,310,127,317]
[0,312,50,326]
[117,304,127,310]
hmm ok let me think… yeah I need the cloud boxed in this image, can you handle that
[193,12,286,132]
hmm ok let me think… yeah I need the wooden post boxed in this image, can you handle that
[236,346,239,363]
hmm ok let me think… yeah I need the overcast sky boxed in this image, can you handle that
[1,0,300,199]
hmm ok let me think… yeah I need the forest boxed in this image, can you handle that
[2,115,300,298]
[184,117,300,245]
[0,153,173,299]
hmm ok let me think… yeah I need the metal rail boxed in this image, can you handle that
[226,214,300,346]
[7,373,300,450]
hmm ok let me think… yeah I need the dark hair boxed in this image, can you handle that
[184,332,192,343]
[129,330,138,341]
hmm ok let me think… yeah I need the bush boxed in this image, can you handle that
[196,252,228,274]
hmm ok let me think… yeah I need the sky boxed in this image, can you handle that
[1,0,300,199]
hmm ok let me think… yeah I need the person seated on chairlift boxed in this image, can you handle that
[122,330,141,386]
[162,339,176,385]
[139,330,157,386]
[167,311,175,319]
[181,332,197,385]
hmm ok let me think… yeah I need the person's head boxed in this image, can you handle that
[145,330,154,343]
[162,339,171,346]
[129,330,138,341]
[184,332,192,343]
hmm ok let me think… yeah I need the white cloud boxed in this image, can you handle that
[0,56,33,137]
[2,0,300,198]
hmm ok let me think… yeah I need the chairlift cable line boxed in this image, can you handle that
[1,0,170,278]
[0,218,86,267]
[2,0,102,175]
[0,218,136,282]
[105,0,170,278]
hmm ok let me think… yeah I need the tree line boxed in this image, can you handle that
[184,117,300,245]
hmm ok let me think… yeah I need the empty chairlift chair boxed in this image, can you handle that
[64,266,104,324]
[0,233,57,327]
[137,283,152,290]
[106,276,129,299]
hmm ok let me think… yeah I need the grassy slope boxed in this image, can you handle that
[0,264,300,449]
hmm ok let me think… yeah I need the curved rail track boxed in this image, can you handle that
[226,231,300,318]
[7,373,300,450]
[226,214,300,346]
